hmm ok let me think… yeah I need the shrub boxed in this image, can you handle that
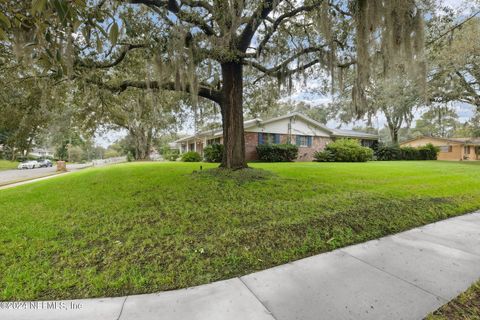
[181,151,201,162]
[375,144,401,161]
[256,144,298,162]
[203,144,224,162]
[418,143,439,160]
[164,149,180,161]
[376,143,439,161]
[313,149,335,162]
[400,146,420,160]
[314,139,373,162]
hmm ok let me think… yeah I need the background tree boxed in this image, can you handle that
[414,105,459,138]
[374,76,421,144]
[97,87,185,160]
[428,16,480,109]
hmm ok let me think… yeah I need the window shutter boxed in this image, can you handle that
[258,133,263,145]
[296,135,301,146]
[274,134,280,144]
[307,136,312,147]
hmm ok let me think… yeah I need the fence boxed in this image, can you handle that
[92,156,127,167]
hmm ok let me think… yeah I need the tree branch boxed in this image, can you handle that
[180,0,214,14]
[129,0,216,36]
[88,78,222,103]
[76,44,148,69]
[238,0,277,52]
[255,3,320,56]
[245,46,327,75]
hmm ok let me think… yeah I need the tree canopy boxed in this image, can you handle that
[0,1,459,167]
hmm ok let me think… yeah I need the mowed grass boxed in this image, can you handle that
[0,159,18,171]
[1,161,480,300]
[426,279,480,319]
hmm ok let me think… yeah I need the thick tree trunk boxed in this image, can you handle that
[220,62,247,169]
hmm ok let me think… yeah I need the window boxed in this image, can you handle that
[361,140,375,148]
[189,143,195,151]
[207,137,221,145]
[258,133,280,145]
[464,146,471,154]
[439,145,452,153]
[295,135,312,147]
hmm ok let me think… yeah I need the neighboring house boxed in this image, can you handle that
[30,147,55,158]
[400,136,480,161]
[174,113,378,161]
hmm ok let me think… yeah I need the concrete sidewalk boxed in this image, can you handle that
[2,211,480,320]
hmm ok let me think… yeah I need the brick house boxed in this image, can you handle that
[174,113,378,161]
[400,136,480,161]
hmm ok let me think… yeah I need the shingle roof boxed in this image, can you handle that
[174,113,379,143]
[330,128,379,139]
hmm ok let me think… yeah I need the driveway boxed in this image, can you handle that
[0,163,92,186]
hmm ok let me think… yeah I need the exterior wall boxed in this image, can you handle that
[296,136,331,161]
[401,137,464,161]
[464,145,479,160]
[245,132,258,161]
[244,132,332,161]
[247,117,331,137]
[438,145,463,161]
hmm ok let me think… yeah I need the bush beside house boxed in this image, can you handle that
[164,149,180,161]
[376,143,439,161]
[314,139,373,162]
[181,151,201,162]
[256,144,298,162]
[204,144,224,162]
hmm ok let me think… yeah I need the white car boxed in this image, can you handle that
[17,161,40,169]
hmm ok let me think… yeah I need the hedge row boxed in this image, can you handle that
[256,144,299,162]
[375,143,439,161]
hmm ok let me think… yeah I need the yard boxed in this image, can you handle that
[426,279,480,319]
[0,159,17,171]
[1,161,480,300]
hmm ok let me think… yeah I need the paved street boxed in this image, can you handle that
[1,211,479,320]
[0,163,92,186]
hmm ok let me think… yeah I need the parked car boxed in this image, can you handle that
[17,160,40,169]
[38,159,53,168]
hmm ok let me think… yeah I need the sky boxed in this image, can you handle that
[94,0,479,147]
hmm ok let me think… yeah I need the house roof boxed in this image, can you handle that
[331,128,379,140]
[174,118,262,143]
[259,112,334,134]
[174,113,378,143]
[400,136,480,146]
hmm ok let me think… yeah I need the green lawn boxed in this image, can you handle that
[1,161,480,300]
[426,280,480,319]
[0,159,18,171]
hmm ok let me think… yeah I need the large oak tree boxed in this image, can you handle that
[0,0,426,168]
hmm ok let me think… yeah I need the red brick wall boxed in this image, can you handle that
[296,136,331,161]
[245,132,259,161]
[244,132,332,161]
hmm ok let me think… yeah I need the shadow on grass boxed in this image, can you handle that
[191,167,275,184]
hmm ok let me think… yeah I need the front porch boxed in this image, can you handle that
[177,135,223,156]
